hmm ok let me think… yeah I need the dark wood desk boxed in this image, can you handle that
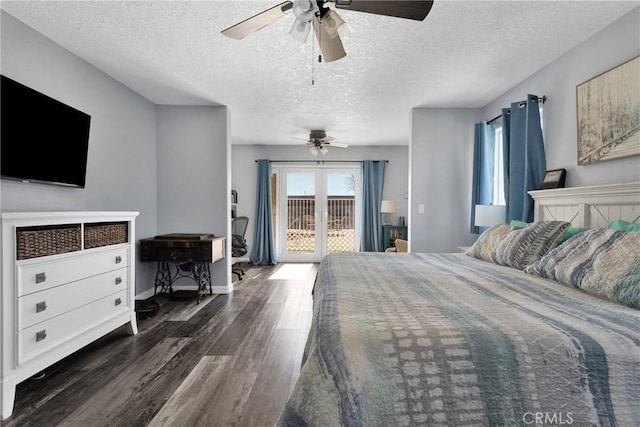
[140,233,226,299]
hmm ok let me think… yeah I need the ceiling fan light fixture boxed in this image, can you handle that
[322,10,345,38]
[309,145,320,156]
[289,19,311,43]
[292,0,318,22]
[320,146,329,155]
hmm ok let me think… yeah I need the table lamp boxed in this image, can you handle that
[381,200,397,225]
[474,204,506,227]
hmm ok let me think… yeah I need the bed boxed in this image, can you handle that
[278,182,640,426]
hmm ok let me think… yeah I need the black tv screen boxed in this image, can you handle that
[1,75,91,188]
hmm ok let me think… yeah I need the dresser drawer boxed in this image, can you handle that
[17,247,129,296]
[18,267,129,330]
[18,289,130,365]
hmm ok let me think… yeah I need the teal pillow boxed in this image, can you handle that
[509,220,529,229]
[557,227,590,245]
[608,220,640,232]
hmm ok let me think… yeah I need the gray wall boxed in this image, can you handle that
[231,145,409,254]
[410,109,481,253]
[1,11,158,293]
[482,7,640,187]
[409,7,639,252]
[157,106,231,291]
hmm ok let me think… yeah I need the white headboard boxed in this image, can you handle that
[528,182,640,228]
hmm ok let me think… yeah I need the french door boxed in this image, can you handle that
[277,166,360,262]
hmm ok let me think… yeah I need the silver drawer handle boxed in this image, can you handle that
[36,301,47,313]
[115,298,122,306]
[35,272,47,284]
[115,256,122,264]
[115,277,122,285]
[36,330,47,342]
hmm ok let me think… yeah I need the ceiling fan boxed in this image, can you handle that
[295,130,348,155]
[221,0,434,62]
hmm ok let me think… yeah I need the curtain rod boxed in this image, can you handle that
[487,95,546,124]
[255,160,389,164]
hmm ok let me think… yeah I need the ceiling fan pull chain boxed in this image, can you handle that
[311,36,315,85]
[318,19,323,63]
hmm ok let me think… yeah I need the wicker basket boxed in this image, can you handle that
[84,222,128,249]
[17,225,82,260]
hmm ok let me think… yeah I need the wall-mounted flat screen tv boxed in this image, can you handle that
[1,75,91,188]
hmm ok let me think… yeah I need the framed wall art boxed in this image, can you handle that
[540,168,566,189]
[576,55,640,165]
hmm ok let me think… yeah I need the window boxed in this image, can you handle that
[472,101,545,232]
[491,101,543,207]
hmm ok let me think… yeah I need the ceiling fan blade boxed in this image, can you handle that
[323,136,336,142]
[312,17,347,63]
[328,142,349,148]
[222,1,293,40]
[332,0,434,21]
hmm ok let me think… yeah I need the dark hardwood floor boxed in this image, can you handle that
[5,263,317,427]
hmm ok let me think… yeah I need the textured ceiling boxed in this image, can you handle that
[1,1,637,146]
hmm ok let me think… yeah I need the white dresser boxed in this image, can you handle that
[1,212,139,420]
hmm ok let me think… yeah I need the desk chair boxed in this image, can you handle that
[232,216,249,280]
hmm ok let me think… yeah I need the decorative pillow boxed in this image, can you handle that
[525,228,640,309]
[608,219,640,232]
[493,221,570,269]
[512,220,586,246]
[465,224,512,262]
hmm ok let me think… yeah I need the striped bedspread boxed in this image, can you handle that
[278,253,640,426]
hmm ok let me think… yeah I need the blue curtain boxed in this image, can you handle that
[501,107,512,213]
[250,159,277,265]
[470,122,497,234]
[359,160,386,252]
[504,95,546,223]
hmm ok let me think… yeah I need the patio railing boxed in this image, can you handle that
[286,196,355,253]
